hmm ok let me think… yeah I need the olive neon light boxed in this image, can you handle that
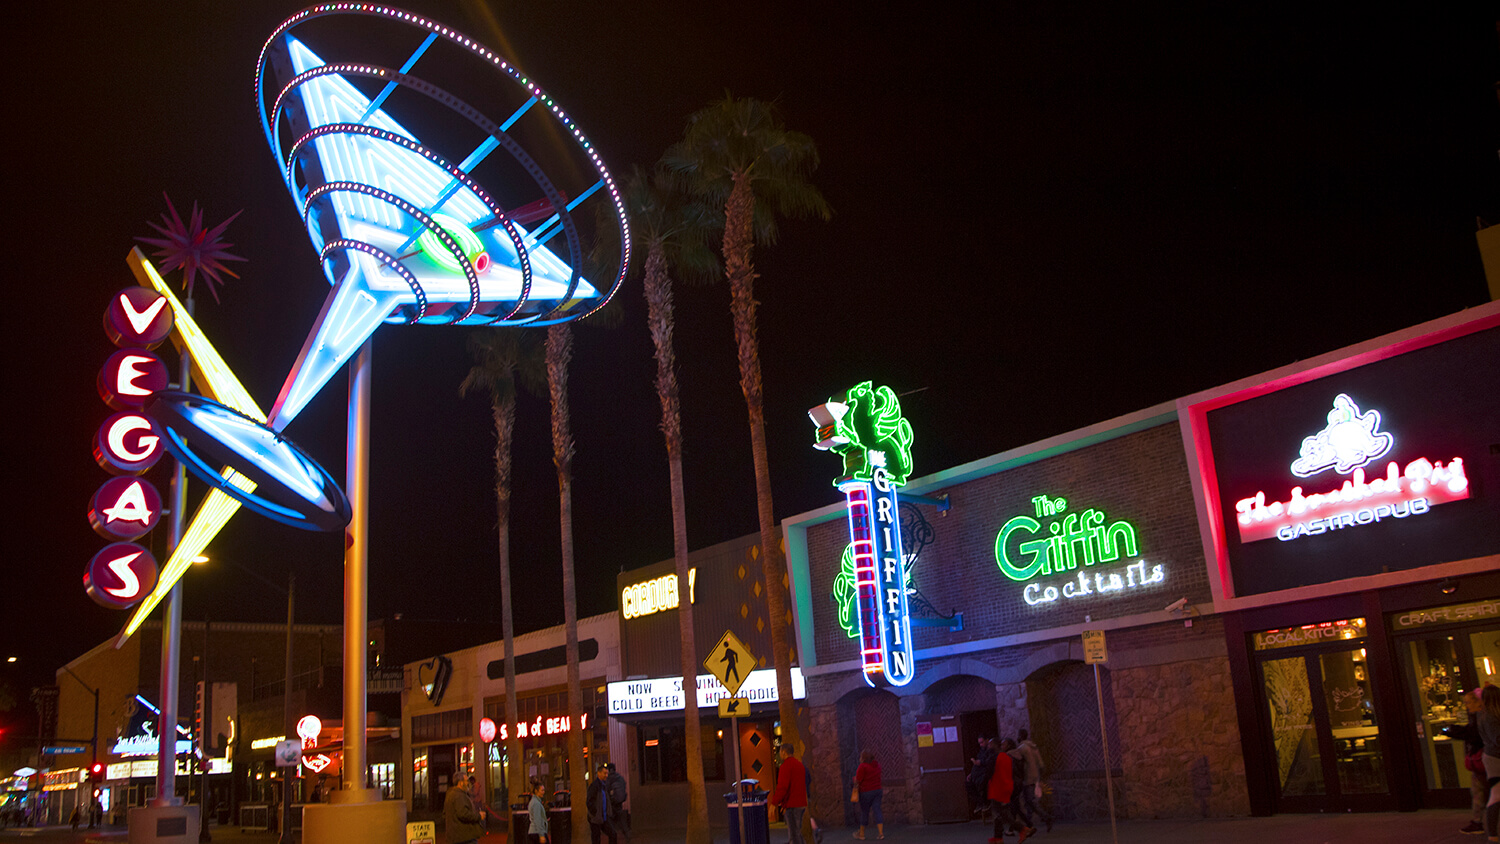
[418,213,490,274]
[994,494,1140,582]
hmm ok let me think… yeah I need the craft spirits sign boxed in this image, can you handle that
[995,494,1165,607]
[809,382,916,688]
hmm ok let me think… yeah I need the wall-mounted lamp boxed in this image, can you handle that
[1440,578,1459,596]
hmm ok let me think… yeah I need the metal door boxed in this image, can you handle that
[917,714,968,822]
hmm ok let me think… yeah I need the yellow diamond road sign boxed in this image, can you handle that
[705,629,756,697]
[718,697,753,718]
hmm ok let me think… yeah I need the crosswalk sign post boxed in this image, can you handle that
[704,629,756,697]
[717,697,752,718]
[707,630,758,844]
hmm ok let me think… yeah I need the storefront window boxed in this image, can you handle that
[1319,649,1383,794]
[1402,636,1465,791]
[1263,655,1323,798]
[412,749,429,812]
[370,763,395,799]
[637,724,725,783]
[1471,632,1500,687]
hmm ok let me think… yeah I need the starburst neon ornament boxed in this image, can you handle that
[136,193,246,303]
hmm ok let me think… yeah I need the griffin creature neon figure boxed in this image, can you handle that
[810,382,917,687]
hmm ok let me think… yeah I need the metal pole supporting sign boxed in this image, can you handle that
[1082,630,1118,844]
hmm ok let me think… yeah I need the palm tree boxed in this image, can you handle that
[664,96,831,757]
[543,323,591,844]
[459,329,544,812]
[625,164,718,843]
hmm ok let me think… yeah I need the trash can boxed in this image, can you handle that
[511,807,530,840]
[724,779,769,844]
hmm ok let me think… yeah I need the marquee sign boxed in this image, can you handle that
[607,668,807,716]
[89,477,163,540]
[993,493,1166,607]
[809,382,915,687]
[94,412,165,474]
[1232,393,1469,544]
[621,568,696,620]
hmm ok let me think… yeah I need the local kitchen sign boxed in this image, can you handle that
[1232,393,1469,544]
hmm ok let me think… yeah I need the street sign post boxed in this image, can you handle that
[707,631,758,844]
[1081,630,1118,844]
[704,630,756,698]
[717,697,752,719]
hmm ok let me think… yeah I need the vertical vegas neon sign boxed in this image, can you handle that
[810,382,915,687]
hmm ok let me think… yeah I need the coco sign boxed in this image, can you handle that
[85,287,172,610]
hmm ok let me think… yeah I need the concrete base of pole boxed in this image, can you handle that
[302,792,405,844]
[129,805,200,844]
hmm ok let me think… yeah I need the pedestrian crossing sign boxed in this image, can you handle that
[705,629,756,697]
[718,697,753,718]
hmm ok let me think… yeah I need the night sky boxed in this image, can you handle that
[4,1,1497,729]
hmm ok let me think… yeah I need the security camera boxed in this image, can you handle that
[1164,597,1188,613]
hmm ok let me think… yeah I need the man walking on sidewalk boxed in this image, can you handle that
[772,744,809,844]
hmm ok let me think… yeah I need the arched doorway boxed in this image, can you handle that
[920,675,997,822]
[835,688,903,827]
[1026,660,1121,821]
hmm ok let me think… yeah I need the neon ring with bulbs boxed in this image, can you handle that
[115,6,628,642]
[255,3,631,423]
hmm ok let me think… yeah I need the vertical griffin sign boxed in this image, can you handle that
[810,382,916,687]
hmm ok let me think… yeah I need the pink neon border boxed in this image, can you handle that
[1186,307,1500,600]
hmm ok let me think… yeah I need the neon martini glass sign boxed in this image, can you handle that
[1234,393,1469,543]
[809,382,915,687]
[117,6,628,643]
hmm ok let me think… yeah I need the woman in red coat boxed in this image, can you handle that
[987,740,1033,843]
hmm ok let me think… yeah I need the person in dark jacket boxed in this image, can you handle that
[1479,685,1500,839]
[587,762,616,844]
[772,744,809,844]
[603,762,631,841]
[444,774,485,844]
[967,736,994,817]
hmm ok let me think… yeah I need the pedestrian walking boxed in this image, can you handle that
[989,739,1034,843]
[444,773,486,844]
[1479,685,1500,840]
[967,737,993,817]
[603,761,631,841]
[587,761,617,844]
[852,749,884,840]
[772,744,809,844]
[527,780,551,844]
[1013,729,1052,833]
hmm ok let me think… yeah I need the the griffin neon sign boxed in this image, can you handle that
[810,382,915,687]
[1234,394,1469,543]
[994,493,1165,607]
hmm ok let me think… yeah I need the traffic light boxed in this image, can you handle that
[89,762,104,783]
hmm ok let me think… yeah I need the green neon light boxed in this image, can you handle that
[417,213,485,272]
[831,544,858,639]
[994,493,1140,583]
[813,381,914,488]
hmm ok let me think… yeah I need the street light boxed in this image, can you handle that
[193,554,295,844]
[58,665,100,829]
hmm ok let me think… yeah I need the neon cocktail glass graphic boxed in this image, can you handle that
[120,6,628,643]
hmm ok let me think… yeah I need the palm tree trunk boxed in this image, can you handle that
[547,324,590,844]
[492,397,526,818]
[643,245,710,843]
[723,173,801,756]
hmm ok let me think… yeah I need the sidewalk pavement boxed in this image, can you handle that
[1,808,1476,844]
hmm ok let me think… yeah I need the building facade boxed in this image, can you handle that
[782,300,1500,825]
[1181,301,1500,815]
[400,612,623,819]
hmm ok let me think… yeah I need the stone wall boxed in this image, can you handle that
[1112,655,1249,818]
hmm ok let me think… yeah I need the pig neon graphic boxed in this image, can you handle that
[1289,394,1394,478]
